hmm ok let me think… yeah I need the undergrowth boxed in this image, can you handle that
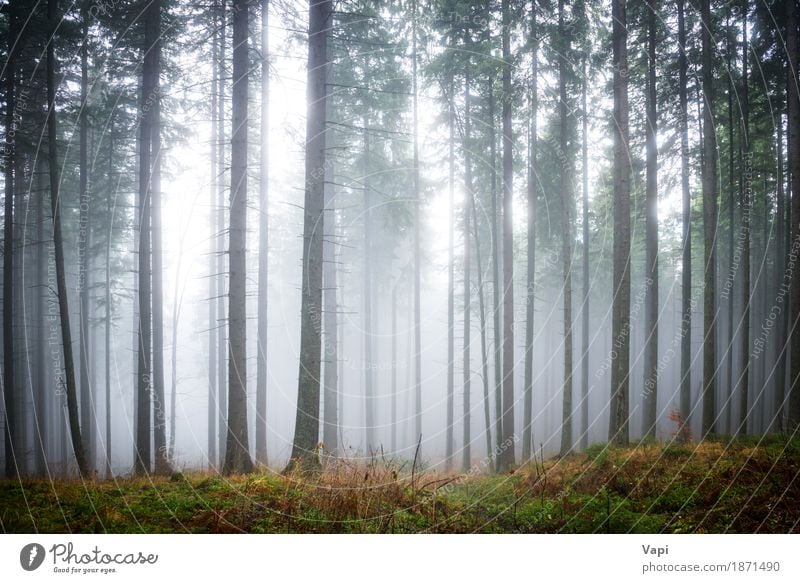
[1,434,797,533]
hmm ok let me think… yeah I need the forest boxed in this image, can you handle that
[0,0,799,534]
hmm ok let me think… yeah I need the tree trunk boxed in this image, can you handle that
[412,0,422,450]
[609,0,631,446]
[700,0,718,438]
[446,79,455,472]
[642,0,659,439]
[3,0,16,479]
[286,0,331,470]
[47,0,88,479]
[322,114,338,458]
[217,0,228,463]
[488,78,502,458]
[678,0,692,433]
[105,126,114,478]
[255,0,270,467]
[774,91,787,433]
[223,0,254,475]
[207,0,219,470]
[523,0,538,461]
[78,10,94,473]
[580,53,590,451]
[738,0,751,437]
[462,66,472,473]
[134,0,156,476]
[498,0,515,472]
[150,0,171,475]
[558,0,573,457]
[391,280,397,453]
[363,126,375,454]
[469,160,494,471]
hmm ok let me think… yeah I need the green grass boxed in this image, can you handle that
[1,433,798,533]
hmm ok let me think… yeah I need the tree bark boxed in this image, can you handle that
[642,0,659,439]
[498,0,515,472]
[412,0,423,450]
[701,0,718,438]
[3,0,16,479]
[523,0,538,461]
[609,0,631,446]
[678,0,692,433]
[287,0,331,470]
[223,0,254,475]
[580,52,590,450]
[789,0,800,429]
[207,0,219,470]
[462,66,472,473]
[558,0,573,457]
[446,79,455,471]
[738,0,751,436]
[78,7,94,473]
[255,0,270,467]
[47,0,88,478]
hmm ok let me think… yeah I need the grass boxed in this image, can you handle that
[1,433,798,533]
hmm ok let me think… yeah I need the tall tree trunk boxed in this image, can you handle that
[287,0,331,470]
[150,0,170,475]
[391,280,397,453]
[78,9,94,473]
[105,130,113,478]
[470,161,494,470]
[700,0,718,438]
[446,80,455,472]
[738,0,752,437]
[3,0,16,479]
[642,0,659,439]
[207,0,219,470]
[134,0,156,475]
[322,119,338,459]
[609,0,631,446]
[678,0,692,433]
[523,0,538,462]
[724,15,735,435]
[498,0,516,472]
[47,0,88,478]
[488,78,503,457]
[579,53,590,451]
[223,0,254,475]
[774,94,787,433]
[558,0,573,457]
[255,0,270,467]
[363,126,375,454]
[412,0,422,449]
[35,154,47,475]
[217,0,228,462]
[462,66,472,473]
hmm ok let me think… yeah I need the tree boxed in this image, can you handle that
[700,0,718,438]
[523,0,538,462]
[788,0,800,430]
[462,66,472,472]
[558,0,574,457]
[134,0,157,476]
[737,0,751,436]
[287,0,331,470]
[255,0,270,467]
[446,78,455,471]
[3,0,16,479]
[47,0,88,478]
[207,0,219,470]
[642,0,659,439]
[498,0,515,472]
[609,0,631,446]
[412,0,423,449]
[223,0,254,475]
[78,2,94,473]
[678,0,692,433]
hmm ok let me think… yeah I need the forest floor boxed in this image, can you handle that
[1,433,798,533]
